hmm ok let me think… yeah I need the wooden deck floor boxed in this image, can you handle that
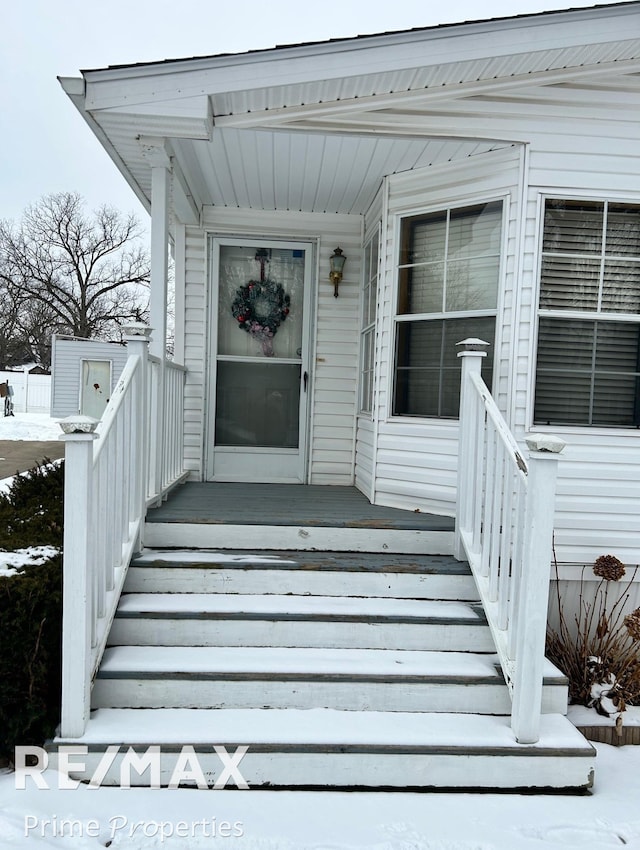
[147,484,454,532]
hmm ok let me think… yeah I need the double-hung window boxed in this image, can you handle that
[393,201,502,418]
[534,199,640,427]
[359,232,379,414]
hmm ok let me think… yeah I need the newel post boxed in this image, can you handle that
[511,433,566,744]
[123,323,152,547]
[454,339,490,561]
[59,416,98,738]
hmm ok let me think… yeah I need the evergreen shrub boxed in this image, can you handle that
[0,460,64,759]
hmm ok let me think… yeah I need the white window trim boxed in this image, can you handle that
[358,225,381,417]
[530,193,640,432]
[388,195,508,421]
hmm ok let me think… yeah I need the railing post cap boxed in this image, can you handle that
[525,433,567,454]
[58,415,99,437]
[456,338,490,356]
[122,322,152,340]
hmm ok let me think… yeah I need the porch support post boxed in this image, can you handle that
[454,339,489,561]
[143,139,171,361]
[140,138,171,502]
[511,433,565,744]
[173,222,186,364]
[59,418,98,738]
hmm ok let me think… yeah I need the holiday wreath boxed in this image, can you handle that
[231,278,291,356]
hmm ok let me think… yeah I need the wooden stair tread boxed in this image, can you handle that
[58,708,594,754]
[98,645,565,682]
[132,549,470,574]
[99,645,498,678]
[116,593,484,622]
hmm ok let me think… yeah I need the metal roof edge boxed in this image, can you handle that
[79,1,640,81]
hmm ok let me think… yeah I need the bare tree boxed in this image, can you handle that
[0,192,149,357]
[0,276,26,368]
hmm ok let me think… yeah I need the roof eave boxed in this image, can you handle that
[80,1,640,82]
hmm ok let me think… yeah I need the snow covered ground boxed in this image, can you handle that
[0,413,62,496]
[1,741,639,849]
[0,412,62,442]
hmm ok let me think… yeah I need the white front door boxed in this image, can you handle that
[207,238,313,483]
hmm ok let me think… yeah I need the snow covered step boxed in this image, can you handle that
[125,550,479,600]
[92,646,568,714]
[51,708,595,791]
[108,593,493,651]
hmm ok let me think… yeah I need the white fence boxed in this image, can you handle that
[454,339,565,744]
[0,370,51,414]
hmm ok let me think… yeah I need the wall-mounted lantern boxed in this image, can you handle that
[329,247,347,298]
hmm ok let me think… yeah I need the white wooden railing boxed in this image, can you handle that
[454,339,565,744]
[147,357,186,504]
[59,324,187,737]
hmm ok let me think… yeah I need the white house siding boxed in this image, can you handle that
[385,88,640,553]
[355,188,385,500]
[182,207,362,484]
[372,146,524,516]
[515,145,640,565]
[355,416,375,498]
[365,91,640,563]
[183,227,207,478]
[50,337,129,418]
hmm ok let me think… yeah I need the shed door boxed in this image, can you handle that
[208,239,312,483]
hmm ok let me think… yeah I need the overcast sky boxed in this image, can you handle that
[1,0,620,226]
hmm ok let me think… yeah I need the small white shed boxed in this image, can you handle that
[50,335,129,420]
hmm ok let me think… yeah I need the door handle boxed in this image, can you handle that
[303,371,309,392]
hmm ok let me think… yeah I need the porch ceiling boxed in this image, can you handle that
[102,125,503,217]
[63,2,640,219]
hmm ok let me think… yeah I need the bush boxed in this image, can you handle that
[0,460,64,760]
[546,555,640,717]
[0,459,64,550]
[0,555,62,758]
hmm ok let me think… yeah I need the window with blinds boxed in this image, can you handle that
[534,199,640,427]
[393,201,502,417]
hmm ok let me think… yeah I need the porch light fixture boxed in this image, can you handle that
[329,247,346,298]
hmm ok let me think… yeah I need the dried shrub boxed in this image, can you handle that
[625,608,640,642]
[593,554,626,582]
[546,554,640,715]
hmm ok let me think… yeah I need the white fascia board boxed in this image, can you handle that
[96,96,213,141]
[81,5,640,112]
[58,76,151,215]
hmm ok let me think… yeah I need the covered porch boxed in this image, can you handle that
[144,481,456,554]
[52,4,640,787]
[146,482,455,530]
